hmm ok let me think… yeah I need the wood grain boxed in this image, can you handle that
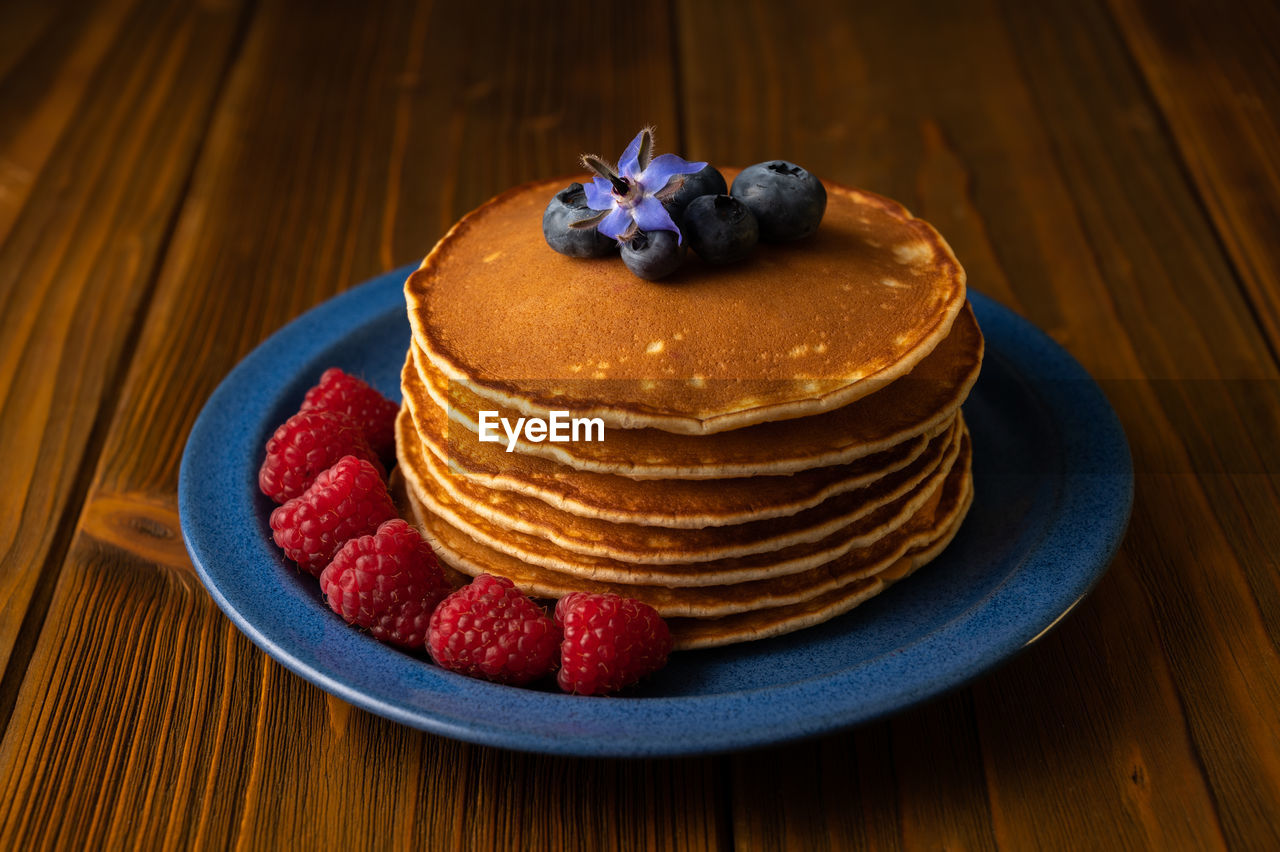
[0,0,727,849]
[0,0,250,724]
[1108,0,1280,356]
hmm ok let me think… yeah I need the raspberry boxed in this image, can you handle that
[301,367,399,459]
[427,574,561,685]
[259,409,384,504]
[555,593,672,695]
[269,455,398,575]
[320,519,451,649]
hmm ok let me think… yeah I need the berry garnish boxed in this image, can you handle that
[269,455,399,575]
[620,229,686,281]
[730,160,827,242]
[427,574,561,685]
[555,593,672,695]
[682,194,759,264]
[575,127,706,248]
[663,164,729,222]
[543,182,619,258]
[259,409,384,504]
[320,519,452,649]
[300,367,399,460]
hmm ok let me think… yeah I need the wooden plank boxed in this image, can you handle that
[1107,0,1280,354]
[0,0,723,848]
[731,693,999,852]
[0,0,133,245]
[677,0,1278,848]
[990,4,1280,845]
[0,0,250,721]
[730,724,902,851]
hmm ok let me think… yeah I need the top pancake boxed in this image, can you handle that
[407,173,967,435]
[410,301,981,478]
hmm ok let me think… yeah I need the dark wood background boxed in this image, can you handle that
[2,0,1278,847]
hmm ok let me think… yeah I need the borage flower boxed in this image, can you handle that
[574,128,706,244]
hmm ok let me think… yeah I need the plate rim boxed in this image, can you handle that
[179,266,1133,757]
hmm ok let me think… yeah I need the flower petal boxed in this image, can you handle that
[631,197,681,242]
[618,130,646,179]
[595,205,634,241]
[639,154,708,195]
[582,177,616,211]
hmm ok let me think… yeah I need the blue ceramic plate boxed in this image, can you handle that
[179,265,1132,757]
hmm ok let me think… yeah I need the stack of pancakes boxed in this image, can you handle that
[397,176,982,649]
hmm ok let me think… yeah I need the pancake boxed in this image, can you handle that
[401,349,939,528]
[398,405,968,587]
[410,301,983,478]
[395,170,981,650]
[403,399,960,563]
[407,175,967,435]
[665,482,974,649]
[401,431,972,620]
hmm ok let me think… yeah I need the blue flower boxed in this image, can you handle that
[575,128,706,243]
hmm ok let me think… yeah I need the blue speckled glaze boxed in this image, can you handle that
[179,265,1133,757]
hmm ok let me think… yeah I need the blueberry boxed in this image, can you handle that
[663,165,728,222]
[620,230,686,281]
[543,183,617,257]
[730,161,826,241]
[682,195,759,264]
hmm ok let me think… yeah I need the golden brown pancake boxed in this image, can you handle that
[410,301,983,478]
[401,349,940,528]
[398,405,968,587]
[407,175,967,434]
[665,482,973,649]
[400,431,972,620]
[402,400,960,564]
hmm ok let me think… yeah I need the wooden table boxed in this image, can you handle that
[2,0,1277,847]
